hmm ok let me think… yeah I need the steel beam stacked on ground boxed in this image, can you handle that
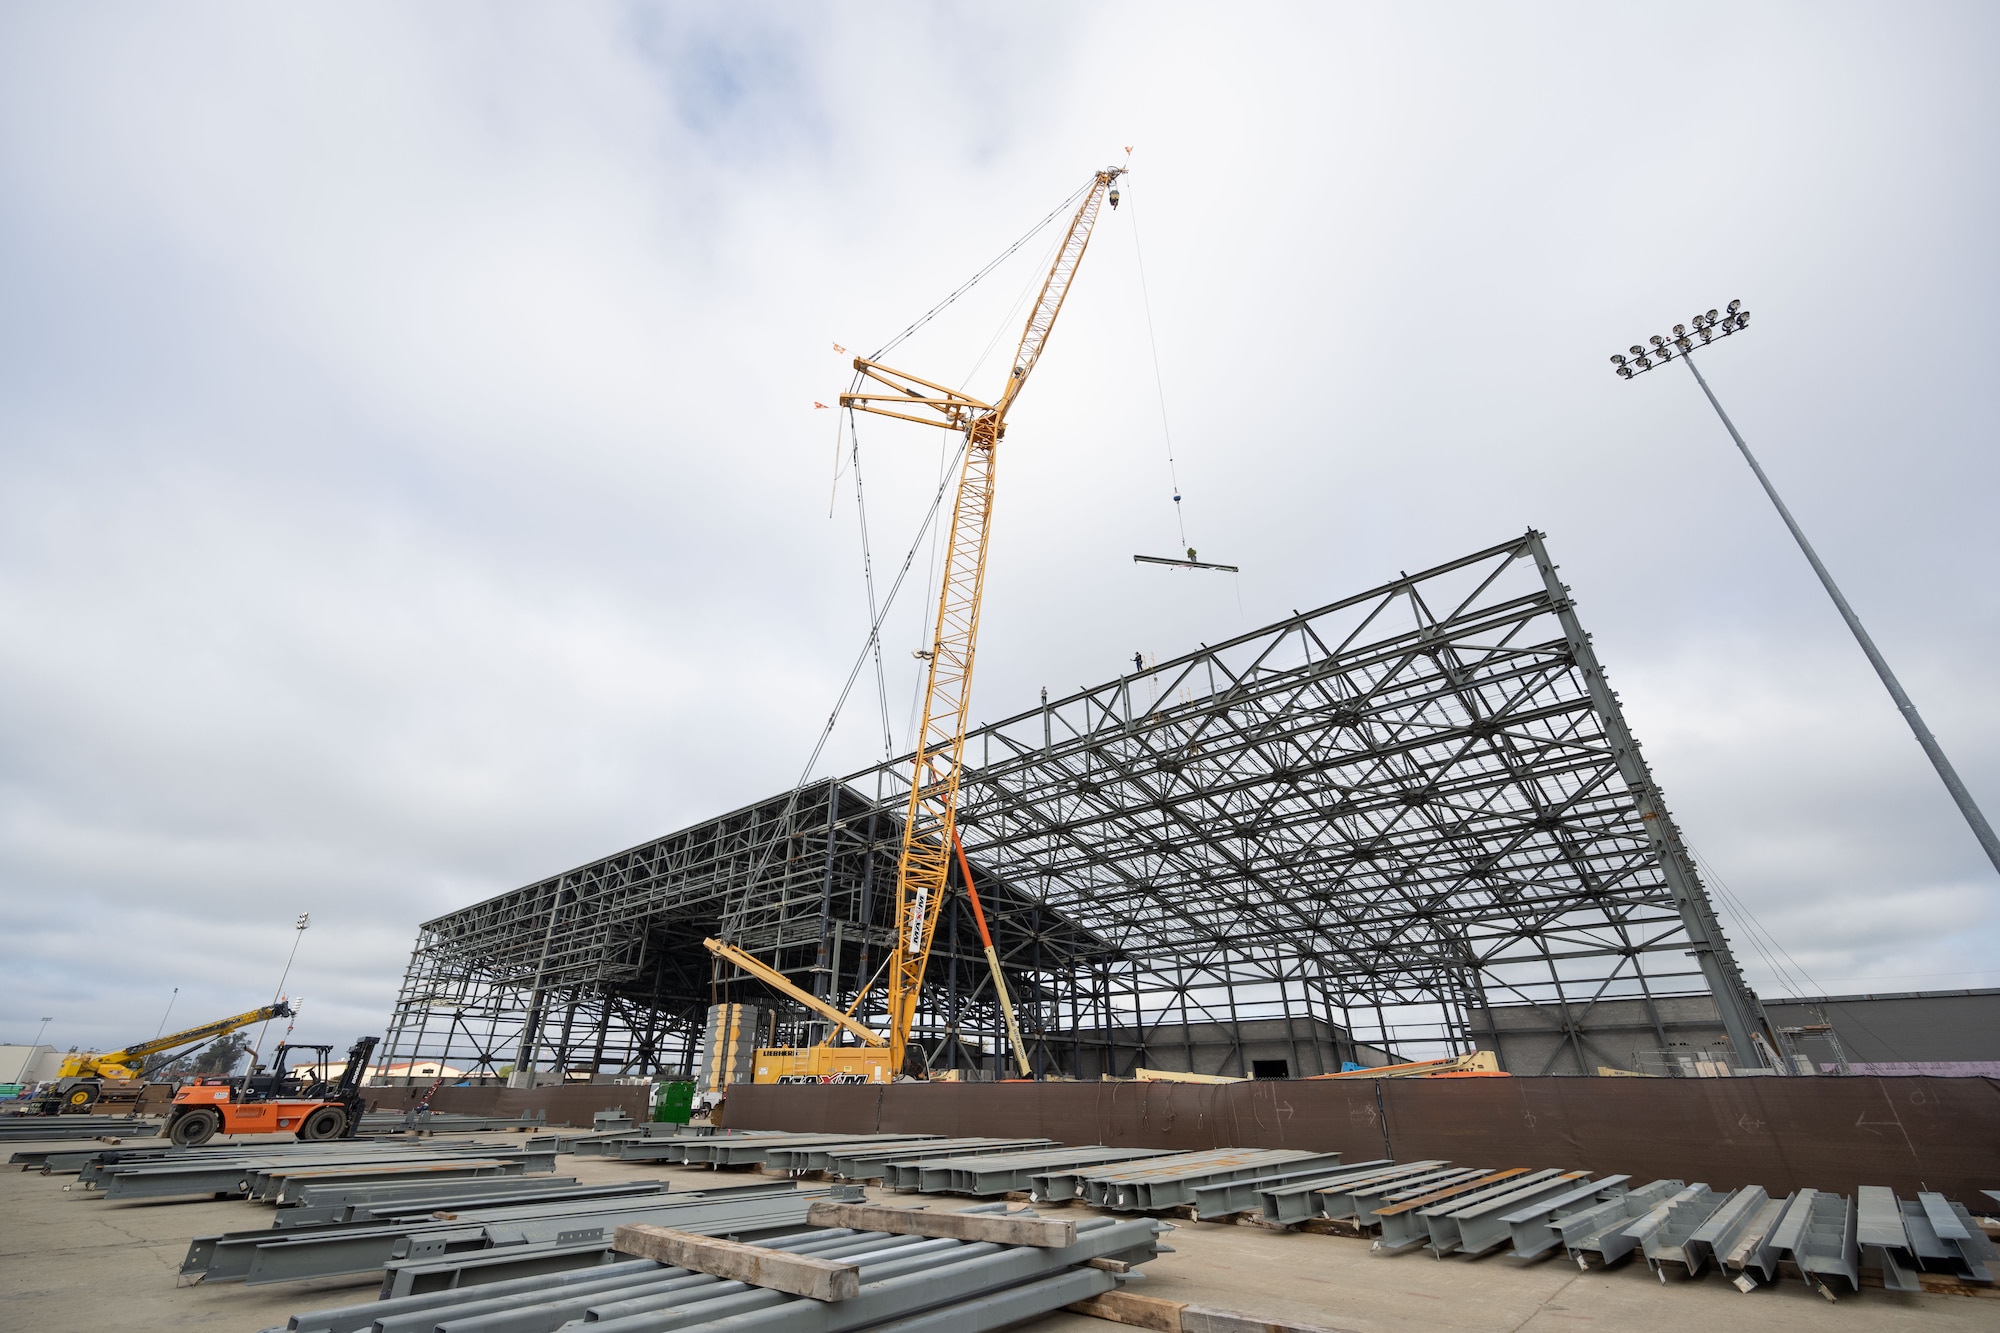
[679,1134,940,1168]
[96,1146,555,1202]
[0,1115,152,1144]
[763,1136,979,1173]
[311,1182,669,1228]
[359,1111,549,1135]
[41,1137,428,1179]
[1692,1186,1788,1285]
[1323,1166,1492,1225]
[1556,1179,1685,1265]
[1087,1150,1346,1212]
[1257,1160,1447,1226]
[185,1180,854,1287]
[822,1138,1057,1180]
[1036,1149,1343,1211]
[1631,1183,1728,1278]
[1768,1188,1861,1292]
[1423,1170,1590,1257]
[880,1146,1169,1195]
[1500,1175,1632,1259]
[567,1125,700,1156]
[260,1210,1166,1333]
[275,1175,624,1226]
[1190,1158,1392,1219]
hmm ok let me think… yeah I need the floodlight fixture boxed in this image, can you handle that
[1609,300,2000,878]
[1614,302,1750,378]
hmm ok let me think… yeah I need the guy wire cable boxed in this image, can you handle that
[731,178,1091,941]
[720,429,973,938]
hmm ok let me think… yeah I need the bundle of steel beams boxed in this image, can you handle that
[259,1207,1167,1333]
[571,1126,693,1157]
[274,1176,666,1227]
[26,1135,440,1181]
[880,1146,1170,1195]
[0,1114,152,1144]
[86,1143,557,1202]
[589,1130,829,1166]
[360,1109,549,1135]
[1023,1149,1333,1209]
[1191,1159,1393,1220]
[1236,1151,1997,1296]
[185,1178,860,1287]
[1256,1160,1447,1226]
[681,1133,943,1169]
[761,1136,960,1172]
[821,1138,1057,1181]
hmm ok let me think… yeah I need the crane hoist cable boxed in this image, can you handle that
[1122,158,1237,577]
[1124,158,1188,552]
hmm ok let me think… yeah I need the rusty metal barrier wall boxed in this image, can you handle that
[362,1083,653,1127]
[719,1076,2000,1202]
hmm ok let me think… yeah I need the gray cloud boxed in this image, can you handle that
[3,3,1995,1056]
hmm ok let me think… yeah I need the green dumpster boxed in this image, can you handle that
[653,1080,695,1124]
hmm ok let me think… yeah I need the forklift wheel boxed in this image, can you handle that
[300,1107,347,1141]
[170,1109,220,1147]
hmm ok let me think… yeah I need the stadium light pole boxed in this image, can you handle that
[1611,303,2000,878]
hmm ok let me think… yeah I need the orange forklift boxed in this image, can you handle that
[161,1035,378,1147]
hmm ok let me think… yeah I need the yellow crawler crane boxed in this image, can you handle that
[714,165,1124,1085]
[853,166,1124,1079]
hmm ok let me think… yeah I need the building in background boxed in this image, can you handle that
[0,1045,61,1087]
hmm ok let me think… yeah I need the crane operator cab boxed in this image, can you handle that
[162,1035,378,1147]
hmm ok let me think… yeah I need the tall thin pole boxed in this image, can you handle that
[252,913,310,1069]
[153,987,180,1040]
[1681,352,2000,876]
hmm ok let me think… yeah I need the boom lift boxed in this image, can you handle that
[161,1035,379,1146]
[710,165,1124,1085]
[34,1001,294,1114]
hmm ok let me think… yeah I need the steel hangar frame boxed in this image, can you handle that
[376,532,1783,1084]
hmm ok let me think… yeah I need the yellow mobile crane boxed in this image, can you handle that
[712,165,1124,1085]
[35,1001,294,1114]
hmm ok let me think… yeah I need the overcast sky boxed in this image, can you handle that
[4,4,1996,1058]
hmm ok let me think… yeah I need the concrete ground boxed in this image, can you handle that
[0,1127,1991,1333]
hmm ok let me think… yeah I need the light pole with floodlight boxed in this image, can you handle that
[1611,303,2000,878]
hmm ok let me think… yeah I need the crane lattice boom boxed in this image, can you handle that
[844,166,1123,1071]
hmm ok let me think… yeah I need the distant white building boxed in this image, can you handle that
[0,1045,61,1085]
[364,1060,467,1084]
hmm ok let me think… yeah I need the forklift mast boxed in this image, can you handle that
[334,1036,379,1119]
